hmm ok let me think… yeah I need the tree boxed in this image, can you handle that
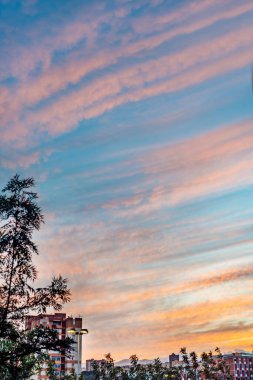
[163,365,181,380]
[147,358,164,380]
[104,353,120,380]
[46,358,58,380]
[0,336,47,380]
[64,368,84,380]
[214,348,232,380]
[0,175,73,379]
[190,351,199,380]
[180,347,195,380]
[91,353,124,380]
[201,350,218,380]
[91,359,101,380]
[129,355,147,380]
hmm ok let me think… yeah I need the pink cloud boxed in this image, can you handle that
[0,8,106,81]
[6,0,253,112]
[3,23,250,148]
[142,119,253,205]
[131,0,223,34]
[91,118,253,219]
[1,152,39,169]
[1,0,253,172]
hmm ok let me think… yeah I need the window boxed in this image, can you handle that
[53,320,61,325]
[52,356,61,362]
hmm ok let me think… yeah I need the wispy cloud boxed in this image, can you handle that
[2,0,253,361]
[2,0,253,155]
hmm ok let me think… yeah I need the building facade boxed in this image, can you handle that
[223,352,253,380]
[168,353,180,367]
[25,313,85,379]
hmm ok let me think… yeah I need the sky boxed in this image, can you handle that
[1,0,253,363]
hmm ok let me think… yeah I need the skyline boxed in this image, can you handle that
[1,0,253,362]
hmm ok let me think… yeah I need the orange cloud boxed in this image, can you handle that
[80,295,253,361]
[33,211,253,362]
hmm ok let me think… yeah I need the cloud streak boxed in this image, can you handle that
[2,0,253,361]
[2,1,253,152]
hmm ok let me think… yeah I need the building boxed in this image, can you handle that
[168,353,180,367]
[25,312,87,379]
[86,359,105,371]
[223,352,253,380]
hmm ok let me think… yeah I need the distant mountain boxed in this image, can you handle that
[115,357,169,367]
[115,359,152,367]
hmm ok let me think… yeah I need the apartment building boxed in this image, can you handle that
[168,353,180,367]
[223,352,253,380]
[25,312,87,379]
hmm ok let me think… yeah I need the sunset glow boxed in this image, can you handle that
[1,0,253,362]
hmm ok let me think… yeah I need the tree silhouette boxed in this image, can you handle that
[0,175,72,379]
[190,351,199,380]
[87,349,232,380]
[128,354,146,379]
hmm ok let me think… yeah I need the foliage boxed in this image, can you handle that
[64,368,84,380]
[201,350,217,379]
[146,358,164,380]
[180,347,193,379]
[163,365,181,380]
[90,348,232,380]
[213,347,231,380]
[0,175,73,379]
[129,354,148,380]
[91,354,122,380]
[91,359,101,380]
[46,358,58,380]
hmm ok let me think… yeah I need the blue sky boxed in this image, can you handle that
[1,0,253,361]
